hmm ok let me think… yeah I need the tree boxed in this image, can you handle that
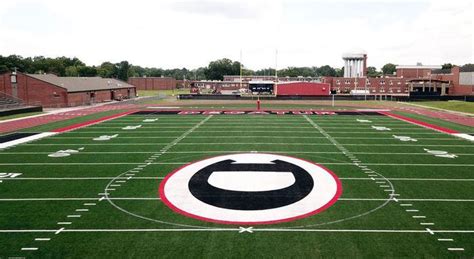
[116,61,130,81]
[65,66,79,76]
[317,65,336,77]
[441,63,454,70]
[0,65,8,73]
[255,68,275,76]
[190,67,207,80]
[97,62,117,78]
[204,58,241,80]
[77,66,97,77]
[366,66,381,78]
[461,64,474,72]
[381,63,396,75]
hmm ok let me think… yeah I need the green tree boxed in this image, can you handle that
[77,66,97,77]
[0,64,9,73]
[461,64,474,72]
[441,63,454,70]
[335,67,344,77]
[381,63,396,75]
[316,65,336,77]
[97,62,117,78]
[366,66,381,78]
[116,61,130,81]
[65,66,79,76]
[204,58,241,80]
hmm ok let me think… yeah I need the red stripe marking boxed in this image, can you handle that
[52,110,135,133]
[379,111,459,134]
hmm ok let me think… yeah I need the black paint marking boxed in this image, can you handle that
[0,132,39,144]
[129,110,384,116]
[188,159,314,210]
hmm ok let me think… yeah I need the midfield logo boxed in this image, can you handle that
[159,153,342,225]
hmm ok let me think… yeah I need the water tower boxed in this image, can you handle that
[342,49,367,78]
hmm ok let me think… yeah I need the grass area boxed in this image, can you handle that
[137,89,190,97]
[0,112,473,257]
[393,110,474,133]
[0,111,43,121]
[409,101,474,114]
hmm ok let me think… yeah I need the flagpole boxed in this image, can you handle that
[240,49,243,91]
[275,49,278,96]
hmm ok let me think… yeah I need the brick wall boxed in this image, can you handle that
[1,72,137,107]
[0,72,68,107]
[396,68,432,78]
[128,77,176,90]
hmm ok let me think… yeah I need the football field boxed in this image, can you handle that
[1,110,473,257]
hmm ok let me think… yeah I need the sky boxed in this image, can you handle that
[0,0,472,70]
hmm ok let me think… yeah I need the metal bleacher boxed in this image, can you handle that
[0,92,23,110]
[0,92,43,117]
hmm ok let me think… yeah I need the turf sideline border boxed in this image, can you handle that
[0,110,135,149]
[379,111,474,141]
[51,110,136,133]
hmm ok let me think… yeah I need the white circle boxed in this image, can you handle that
[160,153,341,225]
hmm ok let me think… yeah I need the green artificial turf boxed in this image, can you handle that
[0,113,473,257]
[409,101,474,114]
[392,111,474,133]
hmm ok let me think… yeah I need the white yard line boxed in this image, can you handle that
[23,143,473,147]
[21,247,38,251]
[2,177,474,182]
[34,238,51,241]
[4,151,473,155]
[447,248,465,251]
[3,197,474,203]
[2,228,474,233]
[3,162,474,166]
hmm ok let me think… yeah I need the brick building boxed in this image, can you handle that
[128,77,176,90]
[0,72,136,108]
[322,63,473,96]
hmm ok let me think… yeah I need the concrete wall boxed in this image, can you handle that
[459,72,474,85]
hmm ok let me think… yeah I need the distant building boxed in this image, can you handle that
[396,64,441,78]
[128,77,176,90]
[321,53,473,96]
[0,72,136,107]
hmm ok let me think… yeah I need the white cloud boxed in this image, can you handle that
[0,0,472,70]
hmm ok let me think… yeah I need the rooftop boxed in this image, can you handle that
[27,74,135,92]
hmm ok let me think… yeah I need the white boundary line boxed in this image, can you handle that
[0,132,57,149]
[5,151,474,156]
[2,177,473,181]
[2,228,474,233]
[2,198,474,202]
[2,162,473,166]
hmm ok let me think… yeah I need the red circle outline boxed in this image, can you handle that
[159,153,342,225]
